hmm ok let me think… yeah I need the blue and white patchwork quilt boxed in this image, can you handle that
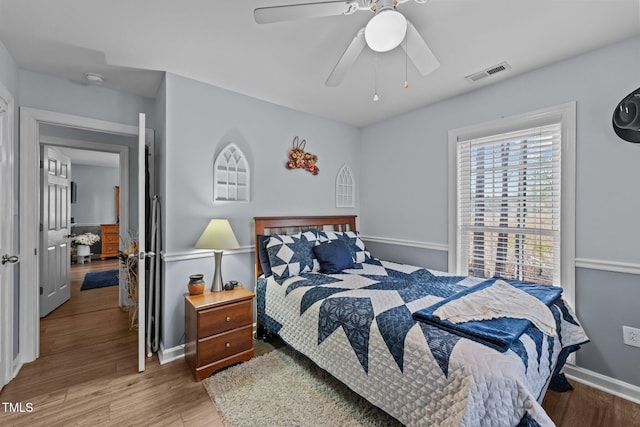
[257,259,589,427]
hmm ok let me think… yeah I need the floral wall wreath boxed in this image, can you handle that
[285,136,319,175]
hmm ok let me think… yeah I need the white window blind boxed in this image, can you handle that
[457,123,561,285]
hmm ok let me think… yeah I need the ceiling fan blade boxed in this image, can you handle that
[325,28,366,87]
[402,20,440,76]
[254,1,358,24]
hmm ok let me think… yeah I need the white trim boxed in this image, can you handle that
[158,343,185,365]
[19,107,147,366]
[447,102,577,309]
[357,236,640,277]
[161,245,254,263]
[564,365,640,405]
[137,113,146,372]
[360,235,448,252]
[575,258,640,276]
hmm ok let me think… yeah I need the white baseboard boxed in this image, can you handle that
[11,355,22,382]
[158,343,185,365]
[564,365,640,405]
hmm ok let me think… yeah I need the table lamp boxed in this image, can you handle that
[195,219,240,292]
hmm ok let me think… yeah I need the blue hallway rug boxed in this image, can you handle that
[81,269,119,291]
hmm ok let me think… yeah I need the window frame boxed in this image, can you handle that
[448,102,576,308]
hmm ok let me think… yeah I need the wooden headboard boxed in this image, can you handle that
[254,215,358,279]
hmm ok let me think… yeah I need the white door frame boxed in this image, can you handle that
[0,83,15,389]
[19,107,152,364]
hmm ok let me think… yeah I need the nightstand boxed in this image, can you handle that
[100,223,119,259]
[184,286,255,381]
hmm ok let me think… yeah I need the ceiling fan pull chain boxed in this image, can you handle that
[373,53,380,102]
[404,36,409,89]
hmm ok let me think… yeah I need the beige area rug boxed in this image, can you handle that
[203,346,402,426]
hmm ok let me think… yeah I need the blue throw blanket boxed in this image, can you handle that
[412,278,563,352]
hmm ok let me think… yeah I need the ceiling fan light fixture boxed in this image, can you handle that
[364,9,407,53]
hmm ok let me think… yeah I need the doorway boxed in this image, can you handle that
[18,108,153,374]
[42,145,122,319]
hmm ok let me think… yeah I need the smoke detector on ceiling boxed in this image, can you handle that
[84,72,105,85]
[465,62,511,82]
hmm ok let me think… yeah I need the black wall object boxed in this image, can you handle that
[70,181,77,204]
[613,87,640,143]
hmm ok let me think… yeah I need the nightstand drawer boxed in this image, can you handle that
[198,300,252,337]
[197,324,253,366]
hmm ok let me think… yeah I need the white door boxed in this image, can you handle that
[0,84,15,390]
[39,146,71,317]
[137,113,147,372]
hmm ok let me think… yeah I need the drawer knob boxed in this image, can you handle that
[225,316,231,322]
[225,342,230,348]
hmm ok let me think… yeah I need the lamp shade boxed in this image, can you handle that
[195,219,240,250]
[364,9,407,53]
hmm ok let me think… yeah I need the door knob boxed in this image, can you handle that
[2,254,19,265]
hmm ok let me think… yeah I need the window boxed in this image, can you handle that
[335,164,355,208]
[448,103,575,303]
[213,143,250,202]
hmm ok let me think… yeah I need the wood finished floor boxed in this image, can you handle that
[1,259,639,426]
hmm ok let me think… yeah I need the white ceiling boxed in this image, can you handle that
[0,0,638,128]
[57,147,119,168]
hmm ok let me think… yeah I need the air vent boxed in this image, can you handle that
[465,62,511,82]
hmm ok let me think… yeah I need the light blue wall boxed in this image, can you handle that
[360,36,640,387]
[20,70,153,233]
[70,164,119,225]
[163,73,361,252]
[19,70,155,129]
[154,75,167,252]
[160,72,361,348]
[0,41,18,96]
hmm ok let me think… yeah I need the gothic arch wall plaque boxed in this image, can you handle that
[335,164,355,208]
[214,143,250,202]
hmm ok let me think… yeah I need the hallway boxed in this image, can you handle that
[2,259,136,397]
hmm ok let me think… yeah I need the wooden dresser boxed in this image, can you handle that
[184,287,255,381]
[100,224,119,259]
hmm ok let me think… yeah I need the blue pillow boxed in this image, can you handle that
[257,235,272,277]
[312,239,354,274]
[318,230,371,263]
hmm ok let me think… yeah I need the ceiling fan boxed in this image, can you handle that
[254,0,440,86]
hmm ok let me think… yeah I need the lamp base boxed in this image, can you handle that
[211,250,224,292]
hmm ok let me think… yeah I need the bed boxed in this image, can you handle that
[254,215,588,427]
